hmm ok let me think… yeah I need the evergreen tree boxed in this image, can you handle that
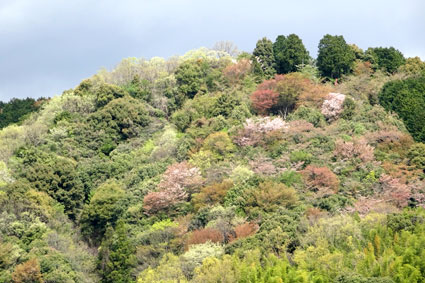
[317,34,356,78]
[273,35,286,74]
[80,181,126,243]
[175,60,204,99]
[365,47,405,73]
[252,37,276,78]
[273,34,310,74]
[379,76,425,142]
[98,221,136,283]
[0,97,45,129]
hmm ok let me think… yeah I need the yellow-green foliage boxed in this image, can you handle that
[137,254,187,283]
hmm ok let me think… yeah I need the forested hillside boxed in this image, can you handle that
[1,35,425,283]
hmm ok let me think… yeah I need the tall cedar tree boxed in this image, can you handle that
[273,34,310,74]
[252,37,276,78]
[317,34,356,79]
[273,35,286,74]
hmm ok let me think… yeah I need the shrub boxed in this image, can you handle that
[290,150,313,168]
[407,143,425,170]
[340,97,356,120]
[290,106,326,127]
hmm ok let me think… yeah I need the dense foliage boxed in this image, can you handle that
[379,76,425,142]
[0,97,46,129]
[1,36,425,282]
[273,34,310,74]
[252,37,276,78]
[317,34,356,79]
[366,47,406,74]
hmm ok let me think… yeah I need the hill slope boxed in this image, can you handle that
[1,46,425,283]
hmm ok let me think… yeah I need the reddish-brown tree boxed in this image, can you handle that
[233,222,259,240]
[186,228,224,249]
[302,165,340,196]
[251,73,330,116]
[250,89,279,114]
[223,59,251,84]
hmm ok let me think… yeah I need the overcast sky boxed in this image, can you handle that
[1,0,424,101]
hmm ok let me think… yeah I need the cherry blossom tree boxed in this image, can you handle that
[144,161,204,214]
[321,93,346,121]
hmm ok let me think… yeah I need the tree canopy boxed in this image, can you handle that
[317,34,356,78]
[273,34,310,74]
[252,37,276,78]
